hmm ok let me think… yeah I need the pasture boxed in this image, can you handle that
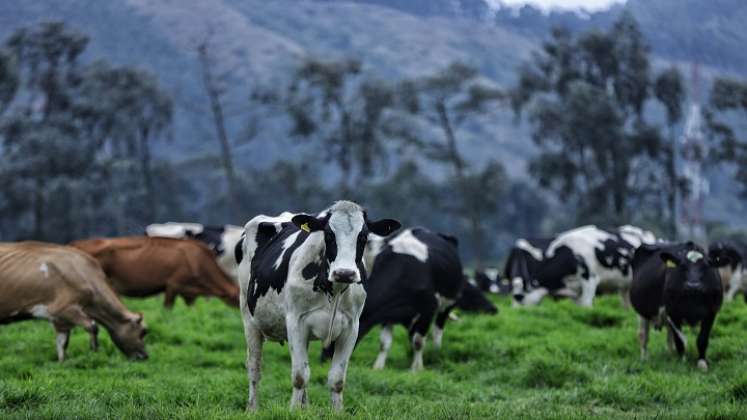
[1,295,746,419]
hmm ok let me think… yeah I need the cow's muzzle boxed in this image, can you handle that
[332,269,357,284]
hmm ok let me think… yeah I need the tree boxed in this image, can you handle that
[654,66,685,237]
[0,22,175,240]
[512,13,666,224]
[705,77,747,193]
[285,57,395,196]
[393,62,504,268]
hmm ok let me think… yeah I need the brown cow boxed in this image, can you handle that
[0,242,148,361]
[70,236,240,308]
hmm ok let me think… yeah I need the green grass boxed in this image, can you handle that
[2,295,747,419]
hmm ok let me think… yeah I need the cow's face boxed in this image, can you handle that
[457,279,498,314]
[292,201,400,285]
[111,313,148,360]
[661,245,726,294]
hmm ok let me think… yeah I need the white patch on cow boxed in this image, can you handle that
[516,239,544,261]
[686,250,704,263]
[618,225,657,247]
[364,233,385,273]
[484,268,500,281]
[145,222,204,238]
[432,325,444,349]
[523,288,548,305]
[435,293,455,312]
[373,325,393,370]
[389,230,428,263]
[30,305,50,319]
[489,284,499,294]
[327,202,366,280]
[273,231,301,270]
[39,262,49,278]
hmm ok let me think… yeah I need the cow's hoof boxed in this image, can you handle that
[697,359,708,372]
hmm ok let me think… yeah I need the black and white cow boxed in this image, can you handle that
[631,242,727,371]
[508,225,657,307]
[473,267,511,295]
[235,201,399,410]
[145,222,244,280]
[355,227,489,371]
[708,239,747,302]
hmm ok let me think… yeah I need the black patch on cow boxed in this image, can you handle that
[235,232,245,264]
[0,313,34,325]
[594,230,635,276]
[247,225,308,315]
[191,226,226,255]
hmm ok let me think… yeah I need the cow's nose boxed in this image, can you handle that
[333,269,357,283]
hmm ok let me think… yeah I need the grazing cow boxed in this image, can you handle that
[146,222,244,280]
[458,276,499,314]
[71,236,239,308]
[0,242,148,361]
[356,227,477,371]
[631,242,726,371]
[708,239,747,301]
[236,201,399,410]
[473,268,511,295]
[509,225,657,307]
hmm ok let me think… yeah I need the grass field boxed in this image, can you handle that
[2,294,747,419]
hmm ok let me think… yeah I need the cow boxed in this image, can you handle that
[236,201,400,410]
[354,227,484,371]
[458,276,499,314]
[70,236,240,308]
[508,225,657,307]
[0,242,148,361]
[631,242,727,371]
[708,239,747,301]
[473,268,511,295]
[145,222,244,280]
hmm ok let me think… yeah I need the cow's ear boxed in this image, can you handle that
[292,214,326,233]
[708,252,731,268]
[368,219,401,236]
[659,251,680,268]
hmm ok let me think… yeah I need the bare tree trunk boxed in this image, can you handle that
[139,127,156,221]
[33,179,44,239]
[666,125,678,239]
[437,102,485,270]
[198,43,238,222]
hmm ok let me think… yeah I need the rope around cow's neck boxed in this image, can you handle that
[324,284,350,348]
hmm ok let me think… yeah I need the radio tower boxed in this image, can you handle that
[679,62,708,240]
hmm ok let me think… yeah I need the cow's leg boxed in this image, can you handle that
[432,304,455,349]
[51,322,71,362]
[667,317,687,359]
[666,325,675,353]
[57,306,98,351]
[725,269,743,301]
[578,275,599,307]
[620,288,631,309]
[409,297,437,372]
[287,316,310,409]
[696,314,716,371]
[164,286,177,309]
[638,316,650,360]
[372,325,393,370]
[243,322,264,410]
[328,322,359,410]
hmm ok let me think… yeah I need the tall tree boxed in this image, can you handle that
[285,57,395,196]
[654,66,685,237]
[706,77,747,193]
[512,12,665,223]
[393,62,504,268]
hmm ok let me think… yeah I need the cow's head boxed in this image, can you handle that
[661,242,727,295]
[457,277,498,314]
[291,201,400,285]
[110,312,148,360]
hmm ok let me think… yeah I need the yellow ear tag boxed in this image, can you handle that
[300,223,310,233]
[666,260,677,268]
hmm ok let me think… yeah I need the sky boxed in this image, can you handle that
[487,0,627,12]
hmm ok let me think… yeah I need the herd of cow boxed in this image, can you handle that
[2,200,746,410]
